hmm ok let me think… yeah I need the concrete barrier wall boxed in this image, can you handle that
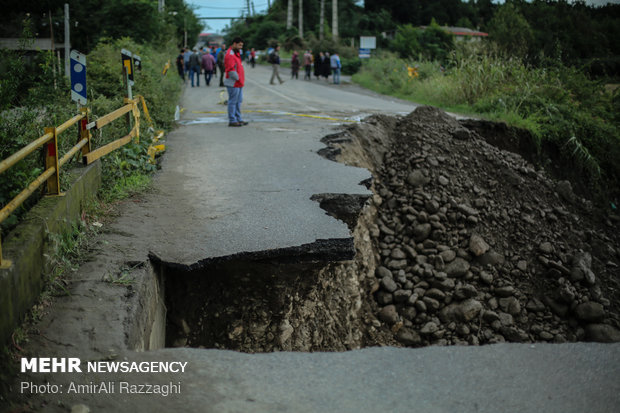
[0,162,102,346]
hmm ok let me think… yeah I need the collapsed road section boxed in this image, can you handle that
[321,106,620,346]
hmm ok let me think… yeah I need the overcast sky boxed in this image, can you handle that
[189,0,620,34]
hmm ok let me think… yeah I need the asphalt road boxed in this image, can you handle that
[12,65,620,413]
[108,64,418,266]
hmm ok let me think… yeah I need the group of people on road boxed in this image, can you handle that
[175,37,343,128]
[267,47,342,85]
[175,45,228,87]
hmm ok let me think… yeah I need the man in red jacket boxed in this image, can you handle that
[223,37,247,127]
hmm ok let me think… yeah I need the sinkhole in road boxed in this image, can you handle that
[158,190,393,352]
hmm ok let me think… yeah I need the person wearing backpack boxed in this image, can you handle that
[217,43,226,87]
[269,45,284,85]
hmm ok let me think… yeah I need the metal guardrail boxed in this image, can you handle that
[0,95,161,269]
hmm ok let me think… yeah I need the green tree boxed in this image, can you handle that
[487,2,533,57]
[391,24,420,59]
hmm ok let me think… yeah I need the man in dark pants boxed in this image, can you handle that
[217,43,226,87]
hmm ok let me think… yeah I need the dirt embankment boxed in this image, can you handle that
[324,106,620,346]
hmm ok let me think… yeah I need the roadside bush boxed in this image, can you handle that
[341,58,362,75]
[353,43,620,201]
[0,31,182,235]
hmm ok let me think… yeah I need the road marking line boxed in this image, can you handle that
[246,77,321,112]
[191,110,357,123]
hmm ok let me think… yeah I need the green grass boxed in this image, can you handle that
[352,49,620,202]
[101,172,152,203]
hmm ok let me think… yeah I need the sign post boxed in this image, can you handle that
[121,49,134,133]
[70,50,87,105]
[121,49,134,89]
[359,36,376,59]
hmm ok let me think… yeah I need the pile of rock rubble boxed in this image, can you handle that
[360,106,620,346]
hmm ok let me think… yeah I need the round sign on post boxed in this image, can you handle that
[70,50,87,104]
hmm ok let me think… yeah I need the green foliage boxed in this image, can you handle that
[391,20,454,62]
[353,43,620,200]
[0,21,182,236]
[341,58,362,75]
[487,3,533,58]
[391,24,421,60]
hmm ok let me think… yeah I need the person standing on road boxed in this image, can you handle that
[314,51,322,80]
[269,45,284,85]
[303,50,313,80]
[321,52,331,81]
[202,50,215,86]
[224,37,247,127]
[189,48,201,87]
[291,51,300,79]
[217,44,226,86]
[250,48,256,68]
[176,49,185,80]
[330,52,341,85]
[183,47,191,80]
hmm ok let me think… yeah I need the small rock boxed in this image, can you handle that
[539,242,553,254]
[407,170,430,187]
[585,324,620,343]
[454,284,478,300]
[388,259,408,270]
[556,180,575,204]
[397,328,422,346]
[279,320,294,344]
[526,298,546,313]
[376,291,393,305]
[571,252,596,285]
[441,299,482,322]
[539,331,554,340]
[379,305,400,324]
[574,302,605,322]
[501,326,529,342]
[393,289,412,303]
[376,266,392,279]
[499,297,521,315]
[391,248,407,260]
[381,277,398,293]
[439,249,457,263]
[469,234,490,256]
[494,286,515,297]
[445,258,470,278]
[498,312,514,326]
[477,250,505,267]
[438,176,449,186]
[516,260,527,272]
[413,223,432,242]
[71,405,91,413]
[479,271,493,285]
[420,322,439,335]
[482,310,500,323]
[425,288,446,301]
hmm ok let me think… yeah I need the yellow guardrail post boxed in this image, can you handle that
[0,233,11,269]
[79,107,91,157]
[44,127,62,196]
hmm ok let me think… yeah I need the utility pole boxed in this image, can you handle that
[287,0,293,30]
[298,0,303,39]
[319,0,324,40]
[64,3,70,78]
[332,0,338,40]
[158,0,165,13]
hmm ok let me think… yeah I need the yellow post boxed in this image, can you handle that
[0,233,12,269]
[79,107,91,157]
[44,127,61,196]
